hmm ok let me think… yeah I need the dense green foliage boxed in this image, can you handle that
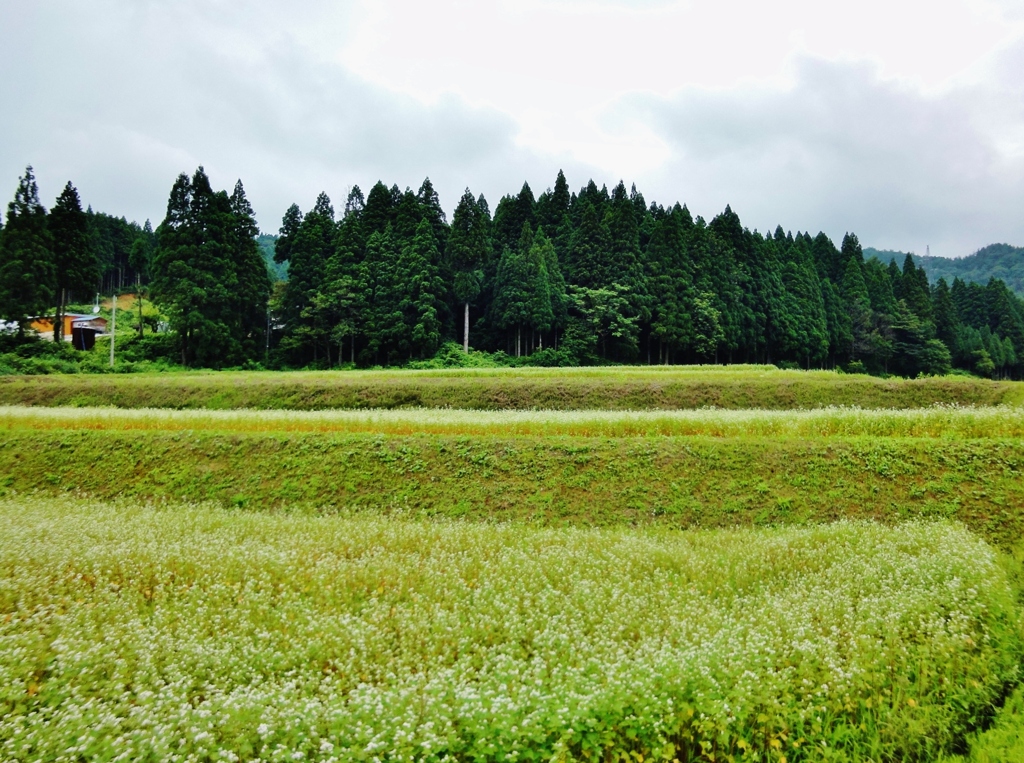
[0,366,1018,410]
[151,169,272,367]
[48,182,98,342]
[0,167,158,310]
[0,168,55,332]
[267,173,1024,377]
[2,500,1020,762]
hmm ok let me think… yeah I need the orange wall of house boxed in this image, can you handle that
[30,315,84,336]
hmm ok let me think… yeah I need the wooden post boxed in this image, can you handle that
[109,293,116,367]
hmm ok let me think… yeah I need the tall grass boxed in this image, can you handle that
[2,403,1022,438]
[1,498,1019,762]
[0,366,1017,409]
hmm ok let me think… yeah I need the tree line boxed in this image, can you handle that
[2,164,1024,378]
[0,166,158,341]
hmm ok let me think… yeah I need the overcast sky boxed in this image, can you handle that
[1,0,1023,257]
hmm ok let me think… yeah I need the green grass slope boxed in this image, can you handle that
[4,428,1024,548]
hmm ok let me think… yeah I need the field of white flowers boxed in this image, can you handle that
[1,498,1020,762]
[2,403,1022,439]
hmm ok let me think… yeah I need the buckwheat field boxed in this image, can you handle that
[2,499,1021,762]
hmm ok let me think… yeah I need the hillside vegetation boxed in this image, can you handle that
[867,244,1024,296]
[920,244,1024,295]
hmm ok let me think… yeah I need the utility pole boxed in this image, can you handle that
[109,292,116,367]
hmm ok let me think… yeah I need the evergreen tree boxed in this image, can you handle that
[492,245,530,357]
[344,186,365,219]
[229,180,272,359]
[863,258,897,315]
[932,277,959,348]
[447,189,490,352]
[491,223,552,356]
[901,254,933,323]
[840,256,871,361]
[359,227,405,364]
[129,221,154,338]
[362,181,396,237]
[888,259,904,301]
[0,166,54,333]
[821,278,851,366]
[279,193,336,364]
[492,182,536,257]
[606,181,650,340]
[416,177,448,252]
[780,238,828,367]
[393,189,423,242]
[536,169,570,231]
[274,204,303,265]
[708,207,757,362]
[152,168,245,366]
[646,205,692,363]
[49,182,97,341]
[536,229,567,348]
[810,232,841,283]
[840,232,865,272]
[566,200,612,289]
[398,219,446,359]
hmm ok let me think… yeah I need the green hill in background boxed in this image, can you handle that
[257,233,287,282]
[865,243,1024,295]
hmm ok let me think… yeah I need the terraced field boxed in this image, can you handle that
[3,367,1024,761]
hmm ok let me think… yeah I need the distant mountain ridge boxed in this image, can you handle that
[864,244,1024,296]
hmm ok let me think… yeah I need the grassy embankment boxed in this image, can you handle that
[1,365,1021,409]
[2,404,1024,548]
[2,498,1020,763]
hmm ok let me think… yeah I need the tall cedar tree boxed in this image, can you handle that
[0,166,55,333]
[49,182,98,341]
[398,219,446,359]
[229,181,272,359]
[359,227,405,364]
[279,193,335,364]
[274,204,303,265]
[151,168,264,367]
[492,223,553,356]
[447,189,491,352]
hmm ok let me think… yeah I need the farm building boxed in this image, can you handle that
[30,314,108,350]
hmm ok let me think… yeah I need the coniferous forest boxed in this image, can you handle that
[2,164,1024,378]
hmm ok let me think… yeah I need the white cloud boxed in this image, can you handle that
[629,52,1024,255]
[0,0,563,230]
[1,0,1022,254]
